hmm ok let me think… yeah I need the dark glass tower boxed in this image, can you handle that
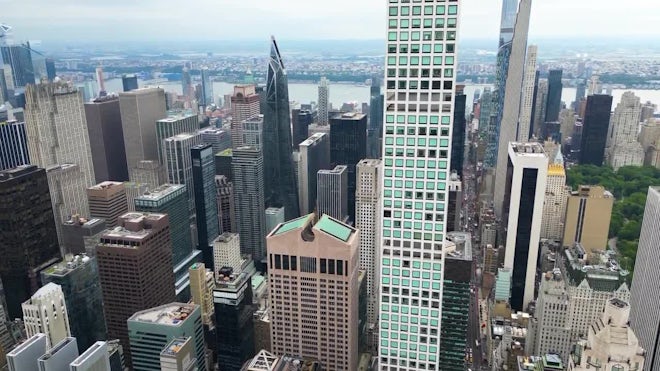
[45,59,56,81]
[262,37,299,221]
[1,44,35,87]
[579,95,613,166]
[291,108,312,150]
[330,112,367,223]
[0,120,29,171]
[192,144,220,270]
[367,80,384,159]
[451,88,467,177]
[121,74,138,92]
[544,69,563,123]
[84,95,129,182]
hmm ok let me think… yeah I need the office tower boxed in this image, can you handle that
[440,232,472,370]
[447,172,463,232]
[44,59,55,81]
[84,95,129,182]
[330,112,367,222]
[641,101,657,122]
[230,85,260,148]
[181,67,193,102]
[1,44,34,87]
[452,86,466,176]
[0,120,29,171]
[316,165,348,222]
[199,127,231,154]
[188,263,214,329]
[380,1,462,368]
[588,75,601,96]
[268,214,359,370]
[128,303,204,371]
[96,212,176,365]
[123,182,148,212]
[131,160,165,189]
[36,337,78,370]
[156,112,199,165]
[540,158,568,241]
[232,146,266,261]
[493,0,532,218]
[6,333,47,371]
[529,249,631,364]
[579,94,613,165]
[118,88,167,178]
[0,165,60,320]
[606,92,644,170]
[479,87,493,134]
[532,78,549,137]
[297,133,330,215]
[518,45,538,141]
[213,233,242,276]
[134,185,199,298]
[192,144,219,269]
[201,67,213,106]
[545,69,563,123]
[95,67,106,97]
[502,143,548,310]
[215,175,236,234]
[25,82,96,225]
[263,37,299,221]
[368,81,384,159]
[44,164,89,248]
[318,77,330,125]
[69,342,112,371]
[121,74,138,92]
[60,216,105,255]
[630,187,660,371]
[164,132,202,213]
[291,109,313,150]
[569,299,645,371]
[22,283,70,348]
[87,181,128,228]
[160,337,196,371]
[240,115,264,150]
[265,207,285,235]
[41,256,106,353]
[562,185,613,254]
[356,159,381,348]
[215,148,233,181]
[213,261,255,370]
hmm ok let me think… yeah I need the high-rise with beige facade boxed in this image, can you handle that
[267,213,359,371]
[230,85,260,148]
[87,181,128,228]
[540,153,568,241]
[562,185,613,254]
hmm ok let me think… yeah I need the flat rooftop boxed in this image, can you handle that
[88,181,124,190]
[101,212,167,241]
[300,132,327,146]
[135,184,185,201]
[319,165,347,174]
[129,303,196,326]
[160,337,191,358]
[446,232,473,261]
[165,132,198,141]
[510,142,546,156]
[157,112,196,122]
[333,112,366,120]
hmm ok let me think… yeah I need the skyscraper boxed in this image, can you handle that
[96,212,176,366]
[230,85,260,148]
[181,67,193,103]
[188,263,214,329]
[606,92,645,170]
[0,165,60,319]
[630,186,660,371]
[579,94,613,166]
[447,173,463,233]
[22,283,71,349]
[84,95,129,182]
[131,159,165,189]
[379,0,461,368]
[532,77,549,137]
[156,112,199,165]
[240,115,264,150]
[121,74,138,92]
[6,334,48,371]
[118,87,167,178]
[69,342,112,371]
[493,0,533,218]
[367,80,384,159]
[562,185,613,254]
[502,142,548,311]
[163,132,202,214]
[297,133,331,216]
[317,77,330,125]
[262,37,299,221]
[87,181,129,228]
[545,69,563,123]
[192,144,220,269]
[316,165,348,222]
[540,158,568,241]
[25,82,96,227]
[60,216,106,256]
[452,86,466,177]
[291,109,313,150]
[232,146,266,262]
[330,112,367,222]
[518,45,538,141]
[201,67,214,106]
[199,127,231,154]
[134,184,199,299]
[215,175,236,235]
[268,214,359,370]
[355,159,381,344]
[0,44,34,87]
[0,120,29,171]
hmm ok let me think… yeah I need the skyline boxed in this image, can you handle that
[2,0,660,43]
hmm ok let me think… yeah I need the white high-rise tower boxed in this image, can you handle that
[378,0,461,368]
[318,77,330,125]
[606,91,644,170]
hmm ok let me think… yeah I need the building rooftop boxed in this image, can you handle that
[0,164,39,181]
[300,133,327,146]
[446,232,473,261]
[160,337,191,357]
[100,212,167,241]
[315,214,355,242]
[271,214,314,236]
[88,181,124,190]
[43,254,93,277]
[119,87,163,96]
[319,165,347,174]
[510,142,546,156]
[357,159,381,166]
[157,112,196,122]
[63,215,105,228]
[135,184,185,201]
[165,132,198,142]
[129,303,197,327]
[218,148,233,156]
[332,112,366,121]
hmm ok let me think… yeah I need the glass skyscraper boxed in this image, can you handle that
[192,144,220,270]
[262,37,300,221]
[379,1,461,369]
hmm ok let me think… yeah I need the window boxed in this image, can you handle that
[389,19,398,28]
[275,254,282,269]
[389,7,398,16]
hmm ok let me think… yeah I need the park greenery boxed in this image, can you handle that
[565,165,660,271]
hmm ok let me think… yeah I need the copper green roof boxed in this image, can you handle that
[315,214,355,242]
[272,214,313,236]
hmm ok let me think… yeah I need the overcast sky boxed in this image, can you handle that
[1,0,658,43]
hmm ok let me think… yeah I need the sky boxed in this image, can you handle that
[1,0,659,43]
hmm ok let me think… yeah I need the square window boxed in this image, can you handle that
[433,44,443,53]
[388,45,397,53]
[411,31,420,41]
[401,6,410,15]
[434,31,444,40]
[424,5,433,14]
[388,56,396,65]
[399,68,407,77]
[435,5,445,14]
[422,56,431,65]
[412,6,421,15]
[389,6,398,16]
[423,19,433,28]
[412,19,421,28]
[400,32,409,41]
[410,56,419,65]
[387,68,396,77]
[400,19,410,28]
[389,20,397,28]
[435,18,445,28]
[399,44,409,53]
[445,56,454,65]
[448,5,458,15]
[388,32,397,41]
[422,44,431,53]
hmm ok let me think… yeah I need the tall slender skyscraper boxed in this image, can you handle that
[230,85,260,148]
[630,186,660,371]
[0,43,34,87]
[579,94,613,166]
[318,77,330,125]
[163,132,202,214]
[540,155,568,241]
[452,86,466,177]
[200,66,213,106]
[545,69,563,123]
[518,45,538,141]
[263,37,299,221]
[84,95,129,182]
[156,112,199,165]
[368,80,384,159]
[181,66,192,103]
[379,0,461,368]
[493,0,532,218]
[606,92,644,170]
[298,132,331,216]
[191,144,220,269]
[232,146,266,262]
[316,165,348,222]
[291,109,313,150]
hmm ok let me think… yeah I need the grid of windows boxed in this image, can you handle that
[379,0,460,369]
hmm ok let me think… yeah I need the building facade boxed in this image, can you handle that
[232,146,266,262]
[517,45,537,142]
[230,85,260,148]
[298,133,331,216]
[316,165,348,222]
[22,282,71,349]
[192,144,220,269]
[163,132,202,214]
[87,181,128,228]
[606,92,645,170]
[0,120,29,171]
[84,95,129,183]
[318,77,330,125]
[579,94,613,166]
[540,163,568,241]
[561,185,613,254]
[156,112,199,165]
